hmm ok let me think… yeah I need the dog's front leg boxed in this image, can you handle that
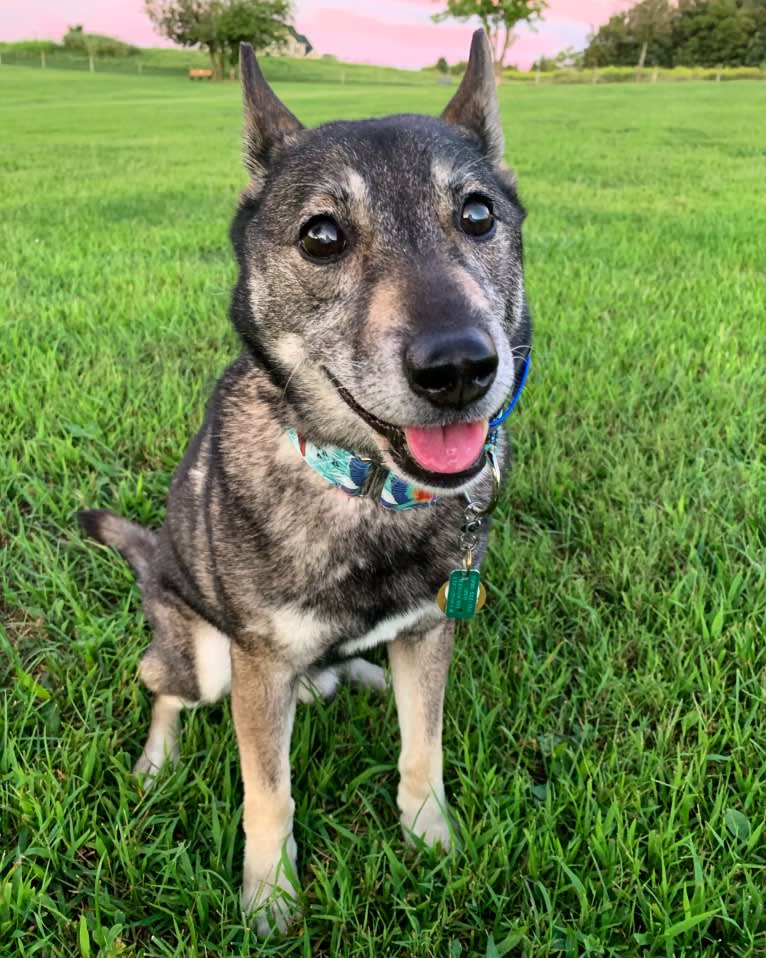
[388,621,455,849]
[230,643,299,936]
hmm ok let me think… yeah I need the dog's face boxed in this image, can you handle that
[230,34,530,493]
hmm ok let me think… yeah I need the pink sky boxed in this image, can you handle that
[0,0,630,69]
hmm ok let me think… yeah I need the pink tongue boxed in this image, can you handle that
[404,420,487,475]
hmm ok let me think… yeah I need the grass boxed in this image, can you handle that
[1,65,765,956]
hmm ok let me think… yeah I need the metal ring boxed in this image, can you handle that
[464,449,501,519]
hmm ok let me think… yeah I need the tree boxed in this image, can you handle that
[585,0,766,69]
[674,0,766,67]
[433,0,548,77]
[584,13,634,66]
[628,0,673,73]
[436,55,449,73]
[145,0,290,79]
[584,5,675,68]
[219,0,291,71]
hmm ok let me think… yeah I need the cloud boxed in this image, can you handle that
[295,0,634,68]
[297,9,476,68]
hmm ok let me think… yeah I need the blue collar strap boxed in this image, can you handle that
[488,348,531,434]
[286,350,530,510]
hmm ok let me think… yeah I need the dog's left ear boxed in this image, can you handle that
[240,43,303,179]
[441,29,505,166]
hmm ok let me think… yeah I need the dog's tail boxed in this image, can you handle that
[78,509,157,584]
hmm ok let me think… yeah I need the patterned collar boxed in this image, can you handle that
[286,351,530,511]
[286,429,437,510]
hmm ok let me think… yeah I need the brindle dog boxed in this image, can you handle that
[79,30,531,934]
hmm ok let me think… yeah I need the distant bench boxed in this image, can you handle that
[189,68,214,80]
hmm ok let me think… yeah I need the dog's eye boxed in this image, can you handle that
[459,196,495,238]
[299,216,346,261]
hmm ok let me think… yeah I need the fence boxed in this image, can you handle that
[0,49,207,78]
[0,48,437,86]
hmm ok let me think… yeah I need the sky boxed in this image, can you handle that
[0,0,630,69]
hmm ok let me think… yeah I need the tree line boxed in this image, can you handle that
[431,0,764,76]
[584,0,766,69]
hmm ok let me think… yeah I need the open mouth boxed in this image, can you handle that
[326,371,489,488]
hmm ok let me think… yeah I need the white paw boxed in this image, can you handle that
[339,657,387,693]
[133,744,177,785]
[241,836,301,937]
[297,668,340,703]
[297,657,387,704]
[400,794,453,851]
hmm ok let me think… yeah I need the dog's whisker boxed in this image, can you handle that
[282,357,307,398]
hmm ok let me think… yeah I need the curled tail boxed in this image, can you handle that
[78,509,157,584]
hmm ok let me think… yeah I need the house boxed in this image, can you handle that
[266,25,314,58]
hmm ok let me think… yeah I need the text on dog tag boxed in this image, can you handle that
[436,568,486,620]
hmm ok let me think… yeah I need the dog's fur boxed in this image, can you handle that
[79,30,531,934]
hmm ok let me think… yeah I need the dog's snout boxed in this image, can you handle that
[405,328,498,409]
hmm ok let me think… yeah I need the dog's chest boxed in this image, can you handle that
[219,482,464,665]
[271,491,457,648]
[267,598,442,666]
[168,391,492,664]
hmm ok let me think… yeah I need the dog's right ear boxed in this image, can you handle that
[240,43,303,180]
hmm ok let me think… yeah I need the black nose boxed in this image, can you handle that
[405,328,498,410]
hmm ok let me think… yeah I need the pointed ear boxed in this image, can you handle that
[240,43,303,179]
[441,29,505,166]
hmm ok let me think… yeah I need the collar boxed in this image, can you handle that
[286,429,437,510]
[286,349,530,511]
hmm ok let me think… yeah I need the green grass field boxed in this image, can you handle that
[0,46,439,85]
[1,66,765,956]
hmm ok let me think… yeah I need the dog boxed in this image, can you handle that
[79,29,531,935]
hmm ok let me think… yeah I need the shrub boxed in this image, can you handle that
[0,40,60,54]
[500,64,764,83]
[62,27,140,58]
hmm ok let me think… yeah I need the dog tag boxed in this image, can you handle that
[436,568,486,620]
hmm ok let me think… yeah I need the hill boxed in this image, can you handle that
[0,42,440,86]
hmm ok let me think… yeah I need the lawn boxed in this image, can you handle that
[1,66,765,956]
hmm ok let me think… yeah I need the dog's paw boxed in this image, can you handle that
[339,657,387,693]
[297,668,340,703]
[243,877,301,937]
[297,657,387,704]
[400,794,454,851]
[241,836,301,937]
[133,745,178,786]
